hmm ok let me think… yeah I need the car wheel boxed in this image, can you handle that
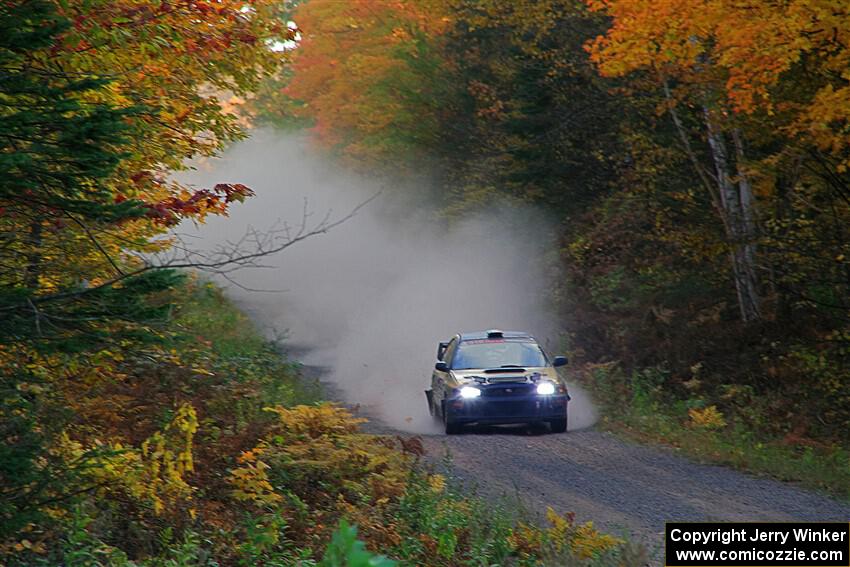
[442,402,462,435]
[549,417,567,433]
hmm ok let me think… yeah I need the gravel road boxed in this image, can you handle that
[299,362,850,560]
[418,427,850,558]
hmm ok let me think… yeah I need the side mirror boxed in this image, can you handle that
[437,341,449,360]
[435,361,449,372]
[552,356,568,367]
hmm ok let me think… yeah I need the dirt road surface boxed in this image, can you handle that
[418,427,850,557]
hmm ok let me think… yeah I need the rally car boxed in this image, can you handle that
[425,330,570,434]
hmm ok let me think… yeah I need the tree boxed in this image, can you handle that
[586,0,850,323]
[285,0,452,169]
[436,0,628,214]
[0,0,297,540]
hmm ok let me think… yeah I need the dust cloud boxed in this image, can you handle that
[177,129,597,433]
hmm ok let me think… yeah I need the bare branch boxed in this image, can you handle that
[0,192,380,311]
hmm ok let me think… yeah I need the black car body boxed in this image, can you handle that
[425,330,570,434]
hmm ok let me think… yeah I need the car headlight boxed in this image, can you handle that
[536,382,556,395]
[459,386,481,399]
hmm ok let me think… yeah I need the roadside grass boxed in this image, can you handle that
[177,281,273,358]
[174,280,321,409]
[580,363,850,501]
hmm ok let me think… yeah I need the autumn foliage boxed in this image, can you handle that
[6,0,850,562]
[284,0,453,166]
[587,0,850,126]
[1,2,638,564]
[281,0,850,458]
[0,0,289,560]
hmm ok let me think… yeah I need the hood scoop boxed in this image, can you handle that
[485,370,530,384]
[487,376,528,384]
[465,370,542,384]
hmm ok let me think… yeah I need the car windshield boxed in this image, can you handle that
[451,339,547,370]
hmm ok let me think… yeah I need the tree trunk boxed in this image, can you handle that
[703,107,762,322]
[731,129,761,321]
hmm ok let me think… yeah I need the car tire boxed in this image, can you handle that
[442,402,462,435]
[549,417,567,433]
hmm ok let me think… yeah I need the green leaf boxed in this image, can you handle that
[319,520,396,567]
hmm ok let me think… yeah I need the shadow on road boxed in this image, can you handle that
[451,423,553,436]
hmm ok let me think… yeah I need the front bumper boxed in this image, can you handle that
[445,387,568,425]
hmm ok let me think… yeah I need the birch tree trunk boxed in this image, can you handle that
[731,129,761,320]
[703,107,762,322]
